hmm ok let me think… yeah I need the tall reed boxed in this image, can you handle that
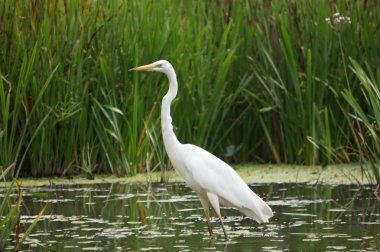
[0,1,379,179]
[342,59,380,183]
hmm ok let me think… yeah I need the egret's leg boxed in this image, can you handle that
[207,192,229,240]
[204,209,213,237]
[199,197,213,237]
[219,216,228,241]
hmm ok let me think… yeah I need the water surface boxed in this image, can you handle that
[3,182,379,251]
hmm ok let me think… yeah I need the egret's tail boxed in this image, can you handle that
[239,191,273,223]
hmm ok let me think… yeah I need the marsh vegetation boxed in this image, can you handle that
[1,1,379,250]
[0,1,379,180]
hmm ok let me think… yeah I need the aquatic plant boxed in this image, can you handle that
[0,1,379,179]
[342,60,380,184]
[0,177,46,250]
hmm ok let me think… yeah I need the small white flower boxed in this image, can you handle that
[325,12,351,30]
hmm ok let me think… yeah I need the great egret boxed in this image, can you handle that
[130,60,273,240]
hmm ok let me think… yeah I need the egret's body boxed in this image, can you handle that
[130,60,273,239]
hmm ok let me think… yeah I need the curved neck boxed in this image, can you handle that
[161,70,181,152]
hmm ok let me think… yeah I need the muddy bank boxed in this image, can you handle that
[0,164,375,187]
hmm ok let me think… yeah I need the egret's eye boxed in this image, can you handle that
[156,64,162,68]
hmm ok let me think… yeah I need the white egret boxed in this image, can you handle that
[130,60,273,240]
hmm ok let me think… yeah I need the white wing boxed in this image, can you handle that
[183,144,273,223]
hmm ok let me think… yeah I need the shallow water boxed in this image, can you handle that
[2,182,380,251]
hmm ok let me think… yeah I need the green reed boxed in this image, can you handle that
[0,176,46,250]
[342,59,380,183]
[0,1,379,180]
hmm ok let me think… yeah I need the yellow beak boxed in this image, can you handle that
[129,63,156,71]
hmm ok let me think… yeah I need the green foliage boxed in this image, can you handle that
[0,182,20,249]
[0,175,47,250]
[342,59,380,183]
[0,1,379,178]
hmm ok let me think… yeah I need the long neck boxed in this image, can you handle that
[161,70,181,152]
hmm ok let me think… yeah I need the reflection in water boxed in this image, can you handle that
[1,183,379,251]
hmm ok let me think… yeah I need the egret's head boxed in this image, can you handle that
[129,60,173,74]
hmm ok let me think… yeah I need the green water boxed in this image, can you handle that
[2,183,379,251]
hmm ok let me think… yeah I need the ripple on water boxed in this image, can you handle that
[12,183,380,251]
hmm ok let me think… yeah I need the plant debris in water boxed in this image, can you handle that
[0,164,375,188]
[1,183,379,251]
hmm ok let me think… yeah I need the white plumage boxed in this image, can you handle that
[130,60,273,240]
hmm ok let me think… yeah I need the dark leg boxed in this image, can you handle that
[217,215,229,241]
[207,192,229,241]
[204,210,214,237]
[200,197,214,238]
